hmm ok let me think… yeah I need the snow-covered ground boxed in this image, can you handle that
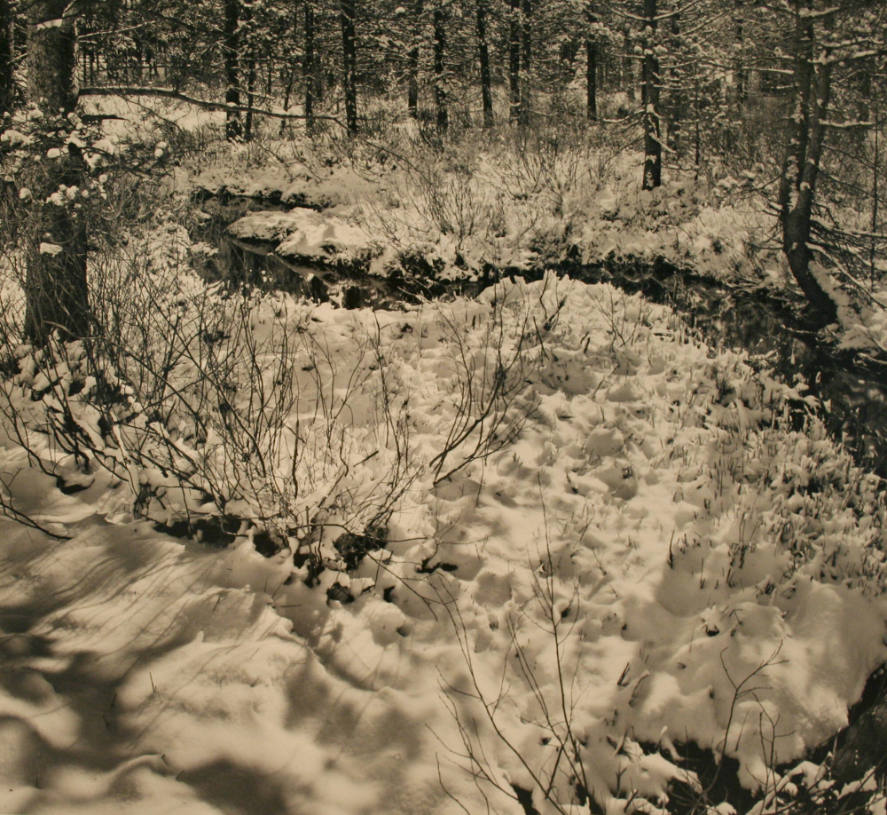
[2,96,886,814]
[2,260,885,813]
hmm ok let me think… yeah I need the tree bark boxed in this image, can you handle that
[476,0,493,127]
[407,0,422,119]
[0,0,12,116]
[24,0,89,345]
[224,0,241,140]
[433,4,447,134]
[245,53,256,139]
[585,2,597,121]
[304,0,315,131]
[243,0,256,141]
[340,0,357,135]
[641,0,661,189]
[667,11,683,155]
[519,0,531,125]
[508,0,520,122]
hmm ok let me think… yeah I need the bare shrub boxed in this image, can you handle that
[430,274,565,486]
[0,227,417,556]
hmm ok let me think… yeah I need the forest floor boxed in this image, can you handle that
[1,98,886,815]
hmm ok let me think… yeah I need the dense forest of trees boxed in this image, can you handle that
[0,0,885,339]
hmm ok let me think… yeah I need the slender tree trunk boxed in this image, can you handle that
[519,0,531,125]
[508,0,520,122]
[245,54,256,139]
[243,0,256,141]
[667,12,682,154]
[871,97,880,289]
[693,66,701,175]
[777,1,837,326]
[0,0,12,116]
[407,0,422,119]
[24,0,89,345]
[476,0,493,127]
[224,0,241,140]
[585,3,597,121]
[641,0,661,189]
[340,0,357,135]
[433,4,447,134]
[734,0,747,105]
[304,0,315,131]
[586,40,597,120]
[281,62,295,134]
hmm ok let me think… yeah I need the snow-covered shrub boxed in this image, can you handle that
[0,223,418,560]
[430,274,565,484]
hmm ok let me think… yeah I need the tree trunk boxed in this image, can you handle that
[224,0,241,140]
[667,12,683,155]
[0,0,12,116]
[433,4,447,134]
[871,95,880,288]
[245,54,256,139]
[734,0,747,105]
[508,0,520,122]
[304,0,315,131]
[407,0,422,119]
[24,0,89,345]
[641,0,661,189]
[519,0,531,125]
[243,0,256,141]
[340,0,357,135]
[586,39,597,120]
[777,2,837,326]
[585,3,597,121]
[476,0,493,127]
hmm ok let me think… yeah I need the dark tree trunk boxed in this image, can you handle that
[667,12,683,154]
[224,0,241,140]
[304,0,315,131]
[641,0,661,189]
[245,54,256,139]
[777,2,837,326]
[407,0,422,119]
[433,4,447,134]
[340,0,357,135]
[243,0,255,141]
[0,0,12,116]
[24,0,89,345]
[281,62,295,134]
[519,0,531,124]
[508,0,520,122]
[734,0,747,104]
[476,0,493,127]
[585,3,597,121]
[586,39,597,120]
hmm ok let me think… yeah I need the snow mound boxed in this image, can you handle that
[227,208,378,266]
